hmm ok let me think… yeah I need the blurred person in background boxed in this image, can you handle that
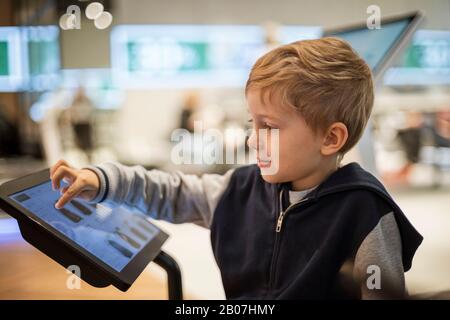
[396,111,424,182]
[178,91,201,133]
[393,109,450,187]
[434,110,450,147]
[60,87,96,162]
[263,21,281,51]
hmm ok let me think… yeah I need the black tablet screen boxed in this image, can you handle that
[9,181,161,272]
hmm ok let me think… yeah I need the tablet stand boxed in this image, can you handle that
[154,250,183,300]
[15,217,183,299]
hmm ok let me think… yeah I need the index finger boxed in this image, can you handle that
[55,180,83,209]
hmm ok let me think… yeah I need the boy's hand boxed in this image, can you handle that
[50,159,100,209]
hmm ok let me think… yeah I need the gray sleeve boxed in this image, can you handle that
[84,162,235,228]
[353,212,406,299]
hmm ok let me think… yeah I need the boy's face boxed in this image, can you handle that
[246,88,326,189]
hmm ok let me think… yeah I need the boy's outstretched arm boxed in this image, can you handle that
[84,162,235,228]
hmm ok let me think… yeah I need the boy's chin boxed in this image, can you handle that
[260,173,283,184]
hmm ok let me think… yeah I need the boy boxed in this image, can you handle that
[50,37,422,299]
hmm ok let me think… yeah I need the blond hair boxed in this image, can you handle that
[245,37,374,154]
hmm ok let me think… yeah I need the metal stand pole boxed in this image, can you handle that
[153,250,183,300]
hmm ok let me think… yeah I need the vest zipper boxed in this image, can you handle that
[276,192,310,232]
[268,189,311,292]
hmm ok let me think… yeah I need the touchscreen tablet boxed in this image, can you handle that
[0,169,169,291]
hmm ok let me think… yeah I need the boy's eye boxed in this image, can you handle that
[247,118,277,130]
[263,122,275,129]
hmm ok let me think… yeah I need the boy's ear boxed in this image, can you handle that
[320,122,348,156]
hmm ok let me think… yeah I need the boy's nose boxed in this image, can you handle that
[247,129,257,151]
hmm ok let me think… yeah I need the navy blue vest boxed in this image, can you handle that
[210,163,423,299]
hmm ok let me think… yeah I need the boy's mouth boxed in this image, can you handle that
[257,157,271,168]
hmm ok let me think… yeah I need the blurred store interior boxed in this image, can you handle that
[0,0,450,299]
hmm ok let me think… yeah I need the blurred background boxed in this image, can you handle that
[0,0,449,299]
